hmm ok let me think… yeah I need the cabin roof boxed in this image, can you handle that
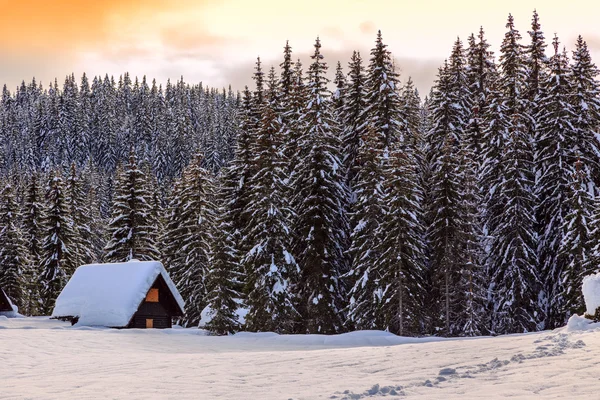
[51,260,185,327]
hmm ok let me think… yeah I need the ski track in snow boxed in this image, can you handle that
[0,318,597,399]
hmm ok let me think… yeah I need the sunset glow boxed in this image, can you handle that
[1,0,600,93]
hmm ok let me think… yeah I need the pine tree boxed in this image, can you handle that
[341,51,368,186]
[489,126,541,334]
[332,61,346,121]
[40,172,76,314]
[363,31,405,148]
[203,178,244,335]
[243,104,298,333]
[169,153,216,327]
[535,36,577,328]
[570,36,600,190]
[104,150,159,262]
[21,173,44,315]
[346,125,386,330]
[66,163,95,267]
[465,27,496,162]
[559,160,595,318]
[453,144,488,336]
[293,38,350,334]
[426,136,464,335]
[0,184,27,311]
[376,143,426,336]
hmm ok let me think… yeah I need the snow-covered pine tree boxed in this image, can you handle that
[169,153,216,327]
[21,172,44,315]
[400,77,423,165]
[40,171,76,314]
[363,31,405,148]
[486,15,542,334]
[424,39,476,336]
[375,142,426,336]
[426,136,465,336]
[489,125,542,334]
[81,161,106,261]
[454,143,488,336]
[0,184,27,311]
[559,160,595,318]
[66,163,95,267]
[465,27,496,164]
[332,61,346,122]
[341,51,368,187]
[242,104,298,333]
[346,124,386,330]
[279,41,294,102]
[104,150,159,262]
[292,38,350,334]
[535,36,577,328]
[203,174,244,335]
[524,10,548,107]
[570,36,600,190]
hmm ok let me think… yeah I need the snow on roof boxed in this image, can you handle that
[51,260,185,327]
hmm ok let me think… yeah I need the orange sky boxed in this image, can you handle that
[1,0,599,94]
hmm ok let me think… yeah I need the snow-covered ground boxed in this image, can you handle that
[0,317,597,399]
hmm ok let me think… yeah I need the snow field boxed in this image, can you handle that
[1,318,598,399]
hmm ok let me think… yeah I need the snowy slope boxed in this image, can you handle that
[0,317,597,399]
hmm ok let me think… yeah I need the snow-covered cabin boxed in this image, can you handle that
[51,260,185,329]
[0,287,17,317]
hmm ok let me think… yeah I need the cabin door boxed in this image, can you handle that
[146,319,154,329]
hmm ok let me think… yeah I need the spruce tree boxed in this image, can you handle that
[489,126,541,334]
[559,160,595,318]
[40,172,76,314]
[243,105,298,333]
[293,38,349,334]
[104,150,159,262]
[341,51,368,187]
[0,184,27,311]
[363,31,405,148]
[66,163,95,267]
[535,36,577,327]
[376,143,426,336]
[346,125,386,330]
[203,177,244,335]
[21,173,44,314]
[169,153,217,327]
[571,36,600,189]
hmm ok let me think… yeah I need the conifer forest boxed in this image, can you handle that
[2,11,600,337]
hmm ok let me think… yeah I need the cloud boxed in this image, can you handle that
[160,25,236,53]
[359,21,376,35]
[215,43,441,96]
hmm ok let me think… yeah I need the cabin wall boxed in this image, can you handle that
[0,290,13,312]
[129,287,173,329]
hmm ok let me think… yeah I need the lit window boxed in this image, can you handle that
[146,288,159,302]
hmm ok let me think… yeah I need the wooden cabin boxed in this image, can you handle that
[0,287,14,313]
[129,274,182,329]
[51,260,185,329]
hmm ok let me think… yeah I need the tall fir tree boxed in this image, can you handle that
[104,151,159,262]
[0,184,27,311]
[292,38,350,334]
[559,160,595,318]
[21,173,44,315]
[40,172,76,314]
[203,177,244,335]
[169,153,217,327]
[535,36,577,328]
[243,105,298,333]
